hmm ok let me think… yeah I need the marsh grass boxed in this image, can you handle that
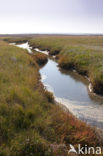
[3,37,28,44]
[29,35,103,94]
[0,38,99,155]
[33,52,48,65]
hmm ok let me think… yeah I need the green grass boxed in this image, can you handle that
[0,38,99,155]
[29,35,103,94]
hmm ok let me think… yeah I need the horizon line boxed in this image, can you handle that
[1,32,103,36]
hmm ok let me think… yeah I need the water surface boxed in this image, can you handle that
[15,43,103,129]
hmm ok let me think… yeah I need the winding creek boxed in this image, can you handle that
[13,42,103,129]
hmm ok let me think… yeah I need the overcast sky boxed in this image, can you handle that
[0,0,103,34]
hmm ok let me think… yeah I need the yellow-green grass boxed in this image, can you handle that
[0,39,99,155]
[3,37,28,44]
[29,35,103,94]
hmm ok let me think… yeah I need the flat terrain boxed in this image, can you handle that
[0,36,102,155]
[29,35,103,94]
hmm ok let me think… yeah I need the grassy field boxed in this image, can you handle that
[0,38,100,155]
[29,35,103,95]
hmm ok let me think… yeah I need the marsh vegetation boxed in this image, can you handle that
[29,35,103,95]
[0,36,102,155]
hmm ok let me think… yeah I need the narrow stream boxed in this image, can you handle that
[14,42,103,129]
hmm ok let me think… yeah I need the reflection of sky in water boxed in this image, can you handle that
[15,42,32,54]
[40,60,92,103]
[13,43,103,129]
[40,59,103,129]
[34,48,48,55]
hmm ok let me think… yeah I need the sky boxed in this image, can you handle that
[0,0,103,34]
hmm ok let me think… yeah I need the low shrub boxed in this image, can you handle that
[33,52,48,65]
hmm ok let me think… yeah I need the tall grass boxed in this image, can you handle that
[29,35,103,94]
[0,39,99,155]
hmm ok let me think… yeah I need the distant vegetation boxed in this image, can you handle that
[3,37,29,44]
[0,38,99,155]
[29,35,103,95]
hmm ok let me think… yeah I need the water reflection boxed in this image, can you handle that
[40,59,103,129]
[13,42,103,129]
